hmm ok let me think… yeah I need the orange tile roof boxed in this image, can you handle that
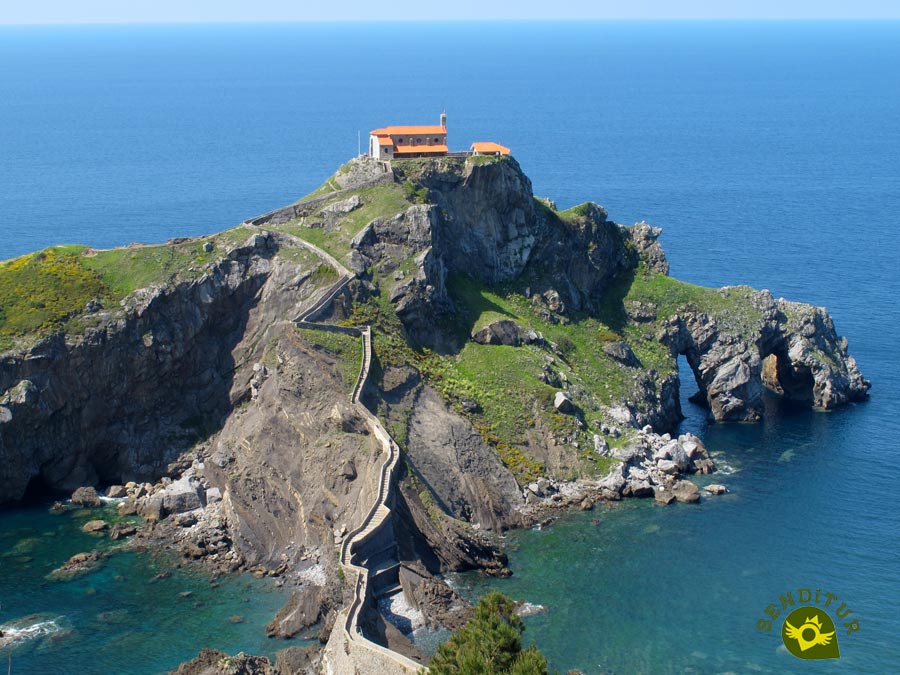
[376,137,393,146]
[371,125,446,136]
[471,142,511,155]
[394,144,449,154]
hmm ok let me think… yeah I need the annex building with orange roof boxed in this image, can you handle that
[470,141,511,156]
[368,113,509,161]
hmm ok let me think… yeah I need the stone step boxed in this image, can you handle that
[374,582,403,599]
[363,544,399,568]
[369,557,400,577]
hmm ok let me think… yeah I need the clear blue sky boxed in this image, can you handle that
[3,0,899,24]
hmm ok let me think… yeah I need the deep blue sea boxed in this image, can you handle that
[1,21,899,675]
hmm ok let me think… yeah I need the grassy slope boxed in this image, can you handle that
[266,165,768,485]
[0,157,767,486]
[295,327,363,395]
[272,183,410,260]
[0,225,318,352]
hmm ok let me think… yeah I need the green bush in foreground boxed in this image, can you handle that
[427,591,548,675]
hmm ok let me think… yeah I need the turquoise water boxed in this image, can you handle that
[0,503,292,674]
[456,374,900,673]
[1,20,899,675]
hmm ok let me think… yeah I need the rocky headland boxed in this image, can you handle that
[0,155,869,674]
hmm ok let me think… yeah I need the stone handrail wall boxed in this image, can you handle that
[246,217,421,674]
[243,190,351,228]
[293,273,352,325]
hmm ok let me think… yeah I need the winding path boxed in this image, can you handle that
[249,223,421,674]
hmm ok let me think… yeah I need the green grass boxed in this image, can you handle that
[446,274,651,407]
[298,176,342,202]
[310,262,340,285]
[339,276,642,483]
[424,273,708,481]
[402,180,430,204]
[623,266,764,336]
[78,226,254,297]
[341,265,767,485]
[557,202,596,220]
[270,245,318,267]
[295,327,364,394]
[0,226,260,347]
[0,248,109,336]
[275,183,410,260]
[465,155,502,166]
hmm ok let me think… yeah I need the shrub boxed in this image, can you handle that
[0,249,108,336]
[556,335,576,356]
[402,180,430,204]
[427,591,548,675]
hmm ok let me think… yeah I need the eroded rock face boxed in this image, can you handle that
[202,322,382,568]
[398,562,473,630]
[404,386,523,533]
[403,158,542,287]
[350,204,452,342]
[630,222,669,275]
[659,289,870,421]
[169,648,273,675]
[358,159,635,342]
[265,586,328,639]
[0,234,281,503]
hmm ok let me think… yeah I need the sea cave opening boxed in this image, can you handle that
[761,351,815,406]
[676,353,708,434]
[19,472,60,505]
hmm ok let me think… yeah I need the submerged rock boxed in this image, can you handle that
[81,519,108,533]
[109,523,137,540]
[47,551,104,581]
[654,487,677,505]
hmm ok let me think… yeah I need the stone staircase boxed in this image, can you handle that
[248,222,419,674]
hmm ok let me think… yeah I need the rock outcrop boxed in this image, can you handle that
[0,234,280,502]
[0,155,871,675]
[355,159,635,343]
[659,289,870,421]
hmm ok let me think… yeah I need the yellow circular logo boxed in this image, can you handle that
[782,606,840,660]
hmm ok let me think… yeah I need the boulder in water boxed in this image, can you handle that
[82,519,108,533]
[71,486,101,507]
[672,480,701,504]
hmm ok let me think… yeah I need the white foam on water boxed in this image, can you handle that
[716,462,739,475]
[378,592,425,635]
[0,617,63,649]
[515,601,546,618]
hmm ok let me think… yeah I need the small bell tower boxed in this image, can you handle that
[440,111,447,129]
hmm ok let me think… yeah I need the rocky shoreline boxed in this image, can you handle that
[0,156,870,675]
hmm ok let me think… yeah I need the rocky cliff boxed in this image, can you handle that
[0,155,870,672]
[0,233,394,580]
[0,234,277,502]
